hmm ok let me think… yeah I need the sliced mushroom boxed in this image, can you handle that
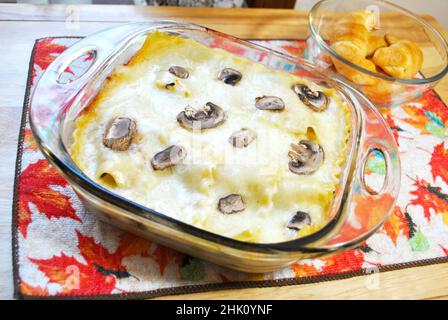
[151,145,187,170]
[228,128,257,148]
[177,102,225,131]
[169,66,189,79]
[255,96,285,111]
[218,194,246,214]
[287,211,312,231]
[218,68,242,86]
[155,71,176,90]
[165,82,176,90]
[103,117,136,151]
[155,71,190,96]
[292,84,328,112]
[288,140,324,175]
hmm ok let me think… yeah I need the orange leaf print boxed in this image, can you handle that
[76,231,130,279]
[354,193,395,230]
[409,178,448,221]
[430,142,448,185]
[320,249,366,273]
[382,206,414,244]
[422,90,448,124]
[30,253,116,295]
[281,41,306,57]
[401,104,428,133]
[35,39,67,70]
[364,111,401,147]
[151,244,184,276]
[379,107,401,146]
[208,37,246,56]
[152,245,170,275]
[291,261,321,278]
[401,91,448,138]
[29,229,149,296]
[332,193,395,244]
[29,230,159,295]
[32,39,69,83]
[292,249,366,278]
[23,129,38,151]
[385,115,400,146]
[116,233,151,258]
[20,280,49,296]
[18,160,80,238]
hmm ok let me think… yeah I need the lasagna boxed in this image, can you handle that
[70,32,350,243]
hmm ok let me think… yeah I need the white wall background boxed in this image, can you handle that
[294,0,448,31]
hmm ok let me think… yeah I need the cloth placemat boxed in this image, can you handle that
[13,37,448,299]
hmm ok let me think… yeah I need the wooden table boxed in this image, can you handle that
[0,4,447,300]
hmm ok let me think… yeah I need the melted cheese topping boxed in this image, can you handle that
[71,32,350,243]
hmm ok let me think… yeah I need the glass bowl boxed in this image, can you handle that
[29,22,400,273]
[307,0,448,107]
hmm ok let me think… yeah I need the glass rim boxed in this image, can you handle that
[28,21,398,257]
[309,0,448,85]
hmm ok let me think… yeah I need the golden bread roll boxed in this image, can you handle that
[384,34,399,46]
[367,35,387,57]
[329,10,424,103]
[372,39,423,79]
[331,11,377,57]
[332,54,378,85]
[330,11,379,85]
[363,65,403,104]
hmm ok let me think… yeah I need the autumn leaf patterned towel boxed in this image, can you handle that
[13,37,448,299]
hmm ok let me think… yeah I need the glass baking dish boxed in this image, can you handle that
[29,22,400,273]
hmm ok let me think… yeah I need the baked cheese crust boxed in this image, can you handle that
[70,32,350,243]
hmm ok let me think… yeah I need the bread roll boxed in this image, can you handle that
[385,34,399,46]
[331,11,379,85]
[329,10,424,104]
[331,11,376,58]
[367,35,387,57]
[372,39,423,79]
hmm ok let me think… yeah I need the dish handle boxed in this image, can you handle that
[310,84,400,252]
[271,82,401,253]
[29,22,202,164]
[334,88,401,244]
